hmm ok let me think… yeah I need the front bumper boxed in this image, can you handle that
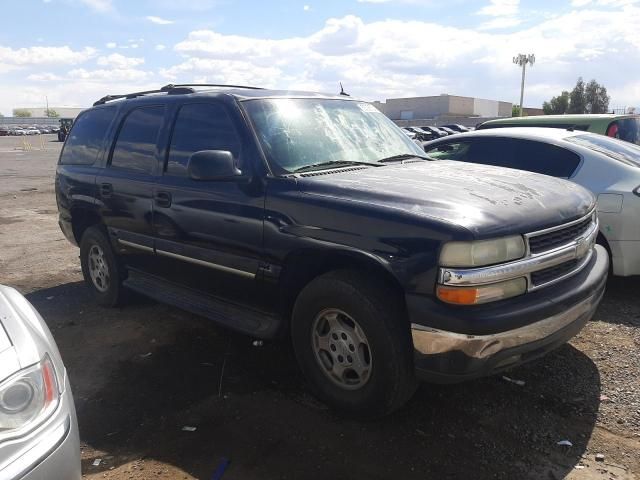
[0,374,81,480]
[410,244,608,383]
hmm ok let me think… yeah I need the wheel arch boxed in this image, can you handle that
[71,207,104,244]
[277,248,406,322]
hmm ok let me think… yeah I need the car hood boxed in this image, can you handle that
[0,286,65,386]
[297,160,595,238]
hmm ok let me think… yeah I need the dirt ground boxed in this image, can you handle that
[0,135,639,480]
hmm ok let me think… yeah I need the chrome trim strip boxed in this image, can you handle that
[439,220,598,290]
[118,239,154,253]
[155,249,256,279]
[525,209,595,239]
[411,288,602,358]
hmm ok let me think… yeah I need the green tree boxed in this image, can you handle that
[13,108,32,118]
[567,77,587,114]
[585,79,610,114]
[543,91,570,115]
[511,104,521,117]
[45,108,60,118]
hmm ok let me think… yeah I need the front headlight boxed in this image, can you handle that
[0,355,59,440]
[440,235,525,267]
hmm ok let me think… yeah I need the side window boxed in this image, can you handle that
[513,140,581,177]
[166,103,241,177]
[425,142,471,160]
[110,106,164,174]
[60,107,116,165]
[465,138,516,168]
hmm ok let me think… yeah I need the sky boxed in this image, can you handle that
[0,0,639,115]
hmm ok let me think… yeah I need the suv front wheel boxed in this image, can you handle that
[80,226,125,307]
[291,269,416,417]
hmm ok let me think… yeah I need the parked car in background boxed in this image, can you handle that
[419,125,449,137]
[441,124,470,133]
[0,126,10,136]
[56,84,608,416]
[477,114,640,145]
[401,127,417,139]
[424,127,640,276]
[437,126,458,135]
[405,127,438,141]
[11,128,27,136]
[25,127,39,136]
[0,285,81,480]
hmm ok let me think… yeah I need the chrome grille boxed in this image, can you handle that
[530,259,579,287]
[528,216,593,254]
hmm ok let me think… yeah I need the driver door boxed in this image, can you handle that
[151,101,265,308]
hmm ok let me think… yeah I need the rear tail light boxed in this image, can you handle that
[606,123,619,138]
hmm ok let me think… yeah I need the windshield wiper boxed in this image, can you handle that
[293,160,381,173]
[377,153,432,163]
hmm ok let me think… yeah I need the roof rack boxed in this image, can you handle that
[92,83,265,106]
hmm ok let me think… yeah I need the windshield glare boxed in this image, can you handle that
[564,134,640,167]
[243,98,425,174]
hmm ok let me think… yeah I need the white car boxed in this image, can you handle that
[424,127,640,276]
[0,285,81,480]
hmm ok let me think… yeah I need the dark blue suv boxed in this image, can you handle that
[55,84,609,416]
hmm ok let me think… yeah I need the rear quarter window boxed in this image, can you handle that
[59,107,117,165]
[607,118,640,145]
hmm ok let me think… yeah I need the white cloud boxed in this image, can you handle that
[106,42,117,49]
[27,72,62,81]
[146,15,174,25]
[68,67,149,82]
[96,53,145,68]
[155,44,167,51]
[0,46,96,69]
[79,0,112,12]
[479,16,522,29]
[478,0,520,16]
[303,4,310,10]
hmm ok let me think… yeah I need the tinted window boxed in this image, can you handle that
[425,142,471,160]
[607,118,640,145]
[166,103,241,176]
[110,106,164,174]
[60,107,116,165]
[565,134,640,167]
[511,140,580,177]
[427,137,579,177]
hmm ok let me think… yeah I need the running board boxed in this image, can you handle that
[123,269,282,339]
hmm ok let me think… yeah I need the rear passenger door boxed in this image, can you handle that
[96,105,165,254]
[151,101,265,307]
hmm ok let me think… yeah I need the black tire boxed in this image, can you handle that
[291,269,417,417]
[80,226,126,307]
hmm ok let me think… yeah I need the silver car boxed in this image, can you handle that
[0,285,81,480]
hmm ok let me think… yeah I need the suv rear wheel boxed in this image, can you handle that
[291,269,416,417]
[80,226,125,307]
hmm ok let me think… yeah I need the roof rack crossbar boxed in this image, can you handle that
[160,83,265,91]
[93,83,265,106]
[93,88,169,106]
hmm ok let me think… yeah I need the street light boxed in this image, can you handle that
[513,53,535,117]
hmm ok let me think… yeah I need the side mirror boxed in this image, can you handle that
[187,150,244,181]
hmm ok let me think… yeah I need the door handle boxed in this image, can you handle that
[100,183,113,197]
[155,191,172,208]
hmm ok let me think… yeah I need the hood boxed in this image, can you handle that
[297,161,595,238]
[0,286,65,387]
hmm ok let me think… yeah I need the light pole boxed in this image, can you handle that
[513,53,535,117]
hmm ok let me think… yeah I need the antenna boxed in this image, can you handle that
[339,82,350,97]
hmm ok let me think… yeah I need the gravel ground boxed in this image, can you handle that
[0,135,638,480]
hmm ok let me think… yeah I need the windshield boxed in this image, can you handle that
[243,98,425,174]
[564,134,640,167]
